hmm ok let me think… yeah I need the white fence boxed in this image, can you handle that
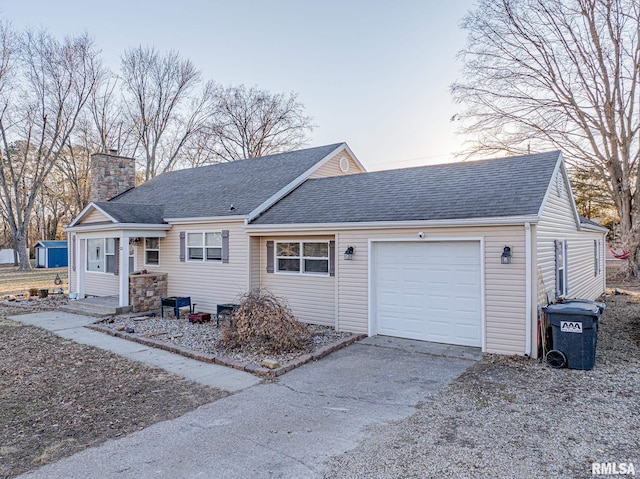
[0,249,15,264]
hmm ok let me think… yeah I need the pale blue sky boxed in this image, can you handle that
[0,0,475,170]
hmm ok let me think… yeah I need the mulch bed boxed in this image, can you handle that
[0,305,228,479]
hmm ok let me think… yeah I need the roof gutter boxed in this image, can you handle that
[165,215,246,225]
[64,223,171,233]
[244,215,541,233]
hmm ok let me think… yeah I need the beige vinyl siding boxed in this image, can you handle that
[537,169,605,303]
[308,151,363,179]
[84,271,119,296]
[142,221,250,314]
[258,236,336,327]
[566,233,606,299]
[83,208,111,223]
[336,226,527,354]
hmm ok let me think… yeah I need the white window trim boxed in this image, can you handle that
[275,240,330,276]
[86,238,116,274]
[186,231,223,263]
[144,237,160,266]
[594,239,601,277]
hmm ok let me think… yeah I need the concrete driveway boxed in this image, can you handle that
[19,336,477,479]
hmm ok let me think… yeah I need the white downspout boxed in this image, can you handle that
[525,222,532,357]
[602,236,607,293]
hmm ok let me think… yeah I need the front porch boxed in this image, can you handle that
[66,213,171,309]
[59,295,131,317]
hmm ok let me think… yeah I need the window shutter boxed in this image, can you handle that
[329,240,336,277]
[71,235,76,272]
[266,241,274,273]
[222,230,229,263]
[179,232,186,262]
[554,240,561,297]
[564,241,568,295]
[114,238,120,276]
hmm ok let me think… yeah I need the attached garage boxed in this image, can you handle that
[371,240,483,347]
[248,149,608,358]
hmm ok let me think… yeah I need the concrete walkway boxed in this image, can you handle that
[10,311,478,479]
[8,311,260,392]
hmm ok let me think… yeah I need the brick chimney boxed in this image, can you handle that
[90,151,136,202]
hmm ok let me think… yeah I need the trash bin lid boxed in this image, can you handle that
[556,298,605,314]
[544,302,600,316]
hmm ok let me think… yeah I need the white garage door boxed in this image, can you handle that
[373,241,482,347]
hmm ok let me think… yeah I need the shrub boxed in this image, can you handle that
[220,288,310,354]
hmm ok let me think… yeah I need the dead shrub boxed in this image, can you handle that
[220,289,310,354]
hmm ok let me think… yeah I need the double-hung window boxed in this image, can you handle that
[87,238,116,273]
[145,238,160,265]
[187,232,222,262]
[276,241,329,274]
[594,239,601,276]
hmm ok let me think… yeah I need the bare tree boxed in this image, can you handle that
[120,46,214,180]
[571,166,615,220]
[0,25,102,269]
[452,0,640,276]
[209,85,314,162]
[55,138,92,215]
[88,72,137,154]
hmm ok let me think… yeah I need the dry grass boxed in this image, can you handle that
[0,263,68,296]
[0,305,227,479]
[606,260,640,291]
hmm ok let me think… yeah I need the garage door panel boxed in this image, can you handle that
[374,241,482,347]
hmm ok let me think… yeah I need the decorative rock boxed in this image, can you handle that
[261,359,280,369]
[7,295,16,301]
[125,327,135,334]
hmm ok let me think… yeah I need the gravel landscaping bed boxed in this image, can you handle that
[0,305,228,479]
[95,314,356,373]
[324,291,640,479]
[0,294,69,312]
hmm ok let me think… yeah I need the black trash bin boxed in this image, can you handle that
[544,301,602,370]
[556,297,606,314]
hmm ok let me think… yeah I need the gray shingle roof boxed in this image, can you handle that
[251,151,561,225]
[94,202,166,224]
[579,215,606,229]
[108,143,343,220]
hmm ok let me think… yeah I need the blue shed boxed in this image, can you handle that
[35,241,68,268]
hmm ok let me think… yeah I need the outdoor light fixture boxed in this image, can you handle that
[501,246,512,264]
[344,246,354,260]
